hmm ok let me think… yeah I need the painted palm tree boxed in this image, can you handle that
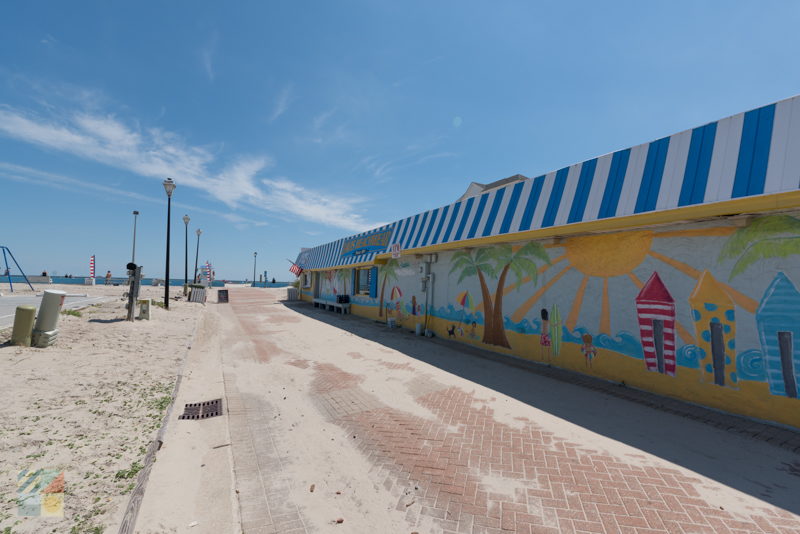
[378,259,400,317]
[450,242,549,348]
[719,215,800,279]
[336,268,350,295]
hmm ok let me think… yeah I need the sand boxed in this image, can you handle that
[0,283,203,534]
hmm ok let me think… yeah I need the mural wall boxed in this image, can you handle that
[306,212,800,428]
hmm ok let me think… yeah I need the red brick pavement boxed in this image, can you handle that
[311,361,800,534]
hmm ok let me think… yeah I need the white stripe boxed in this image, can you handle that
[774,96,800,193]
[764,98,793,194]
[422,209,443,247]
[473,190,497,237]
[638,313,674,320]
[657,129,692,211]
[637,303,675,311]
[531,171,557,230]
[509,179,534,233]
[446,204,468,243]
[431,205,455,245]
[583,152,613,222]
[457,200,479,241]
[554,163,582,227]
[617,142,649,217]
[490,183,515,236]
[641,336,654,342]
[705,112,744,202]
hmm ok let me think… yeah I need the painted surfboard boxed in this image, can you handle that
[551,304,562,356]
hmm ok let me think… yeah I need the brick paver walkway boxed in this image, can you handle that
[220,289,800,534]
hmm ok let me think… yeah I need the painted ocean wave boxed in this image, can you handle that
[676,344,703,369]
[562,327,644,359]
[736,349,767,381]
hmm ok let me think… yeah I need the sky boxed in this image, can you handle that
[1,1,800,281]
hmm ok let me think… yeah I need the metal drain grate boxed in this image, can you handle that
[178,399,223,420]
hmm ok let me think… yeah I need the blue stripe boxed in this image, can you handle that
[402,215,420,249]
[430,205,450,245]
[466,193,490,239]
[541,168,570,228]
[634,137,670,213]
[679,123,717,206]
[481,188,506,237]
[410,211,430,249]
[518,176,545,231]
[395,217,412,247]
[598,149,631,219]
[499,182,525,234]
[453,196,476,241]
[732,104,775,198]
[442,202,462,243]
[420,208,440,247]
[567,159,597,224]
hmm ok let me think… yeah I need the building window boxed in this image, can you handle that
[355,269,370,295]
[302,273,311,288]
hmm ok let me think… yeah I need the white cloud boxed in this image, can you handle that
[200,32,218,81]
[270,84,293,121]
[0,105,383,232]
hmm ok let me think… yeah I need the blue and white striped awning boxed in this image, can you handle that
[297,95,800,271]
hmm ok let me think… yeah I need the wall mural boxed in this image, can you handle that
[311,213,800,425]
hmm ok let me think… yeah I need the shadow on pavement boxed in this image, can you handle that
[281,299,800,515]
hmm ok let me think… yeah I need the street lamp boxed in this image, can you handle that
[163,178,176,309]
[253,252,257,287]
[182,214,190,291]
[194,229,202,283]
[131,210,139,263]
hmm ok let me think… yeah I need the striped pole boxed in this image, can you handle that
[89,255,95,279]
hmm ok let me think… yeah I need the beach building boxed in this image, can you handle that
[294,95,800,429]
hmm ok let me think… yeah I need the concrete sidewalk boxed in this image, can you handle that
[219,288,800,534]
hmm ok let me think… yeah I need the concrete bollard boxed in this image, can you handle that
[11,305,36,346]
[32,290,66,348]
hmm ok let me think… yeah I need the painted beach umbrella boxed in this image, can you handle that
[457,290,474,310]
[390,286,403,300]
[756,272,800,398]
[635,272,676,376]
[689,271,736,387]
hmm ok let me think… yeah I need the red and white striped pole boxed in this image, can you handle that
[89,255,96,279]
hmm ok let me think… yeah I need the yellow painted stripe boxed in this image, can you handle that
[628,272,644,289]
[510,265,573,323]
[600,277,610,335]
[567,275,590,331]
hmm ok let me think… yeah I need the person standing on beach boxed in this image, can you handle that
[105,270,112,285]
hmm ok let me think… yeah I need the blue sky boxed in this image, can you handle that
[1,1,799,280]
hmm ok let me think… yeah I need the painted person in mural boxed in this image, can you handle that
[581,333,597,368]
[540,309,551,361]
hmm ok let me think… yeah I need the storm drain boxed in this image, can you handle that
[178,399,223,420]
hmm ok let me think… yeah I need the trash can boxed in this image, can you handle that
[11,305,36,347]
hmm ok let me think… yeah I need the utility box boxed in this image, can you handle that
[32,290,66,348]
[138,299,151,320]
[11,305,36,346]
[84,278,95,285]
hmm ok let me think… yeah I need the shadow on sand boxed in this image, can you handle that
[281,299,800,515]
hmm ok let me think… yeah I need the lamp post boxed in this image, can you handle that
[253,252,257,287]
[131,210,139,263]
[194,229,202,283]
[182,214,190,292]
[163,178,176,309]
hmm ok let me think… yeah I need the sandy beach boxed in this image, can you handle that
[0,283,203,534]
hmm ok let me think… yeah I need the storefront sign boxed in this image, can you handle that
[341,228,393,257]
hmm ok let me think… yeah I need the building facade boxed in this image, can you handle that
[295,95,800,429]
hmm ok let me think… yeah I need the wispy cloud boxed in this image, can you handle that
[270,84,293,122]
[200,31,219,82]
[0,104,382,232]
[312,108,336,131]
[354,146,457,183]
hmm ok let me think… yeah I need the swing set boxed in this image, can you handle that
[1,246,34,292]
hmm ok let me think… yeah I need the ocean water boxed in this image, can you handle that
[1,275,289,288]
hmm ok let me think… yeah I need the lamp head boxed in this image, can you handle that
[196,228,202,237]
[182,214,190,225]
[133,210,139,215]
[162,178,176,197]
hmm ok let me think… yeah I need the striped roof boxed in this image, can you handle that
[297,95,800,270]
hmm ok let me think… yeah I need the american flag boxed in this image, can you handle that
[289,262,303,277]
